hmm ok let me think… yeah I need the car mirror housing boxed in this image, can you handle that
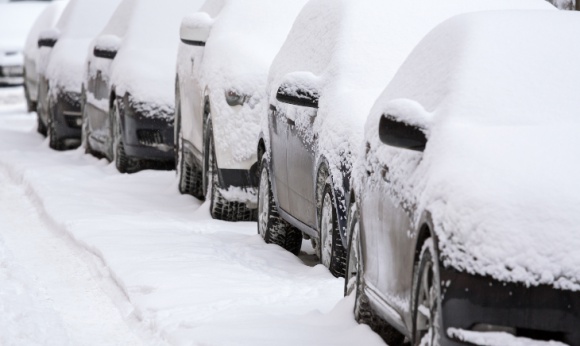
[379,115,427,152]
[38,28,60,48]
[276,72,320,108]
[93,35,121,60]
[180,12,213,46]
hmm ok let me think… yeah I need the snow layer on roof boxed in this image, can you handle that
[24,1,68,59]
[44,0,122,93]
[268,0,554,194]
[363,10,580,289]
[182,0,308,164]
[106,0,205,115]
[0,2,47,65]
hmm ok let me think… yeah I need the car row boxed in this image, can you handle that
[20,0,580,345]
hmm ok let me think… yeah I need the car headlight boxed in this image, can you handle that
[225,89,248,106]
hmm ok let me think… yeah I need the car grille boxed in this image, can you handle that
[137,129,163,147]
[64,112,82,129]
[0,66,24,77]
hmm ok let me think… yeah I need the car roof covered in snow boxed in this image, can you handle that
[0,2,48,52]
[363,10,580,289]
[24,0,68,59]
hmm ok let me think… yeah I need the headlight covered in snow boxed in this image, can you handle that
[225,89,247,107]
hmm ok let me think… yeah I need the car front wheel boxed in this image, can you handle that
[318,183,346,277]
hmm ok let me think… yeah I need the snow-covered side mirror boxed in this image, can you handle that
[276,71,320,109]
[378,99,431,152]
[38,28,60,48]
[180,12,213,46]
[93,35,121,60]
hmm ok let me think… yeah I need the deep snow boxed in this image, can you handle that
[0,86,383,345]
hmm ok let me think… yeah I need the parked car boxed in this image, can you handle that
[175,0,308,221]
[82,0,204,173]
[257,0,555,278]
[346,9,579,346]
[23,0,68,112]
[36,0,121,149]
[0,1,48,86]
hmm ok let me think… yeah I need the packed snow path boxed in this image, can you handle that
[0,87,384,345]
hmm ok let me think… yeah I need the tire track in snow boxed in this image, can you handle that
[0,170,147,346]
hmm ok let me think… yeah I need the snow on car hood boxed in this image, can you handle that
[0,2,48,64]
[364,10,580,289]
[106,0,204,117]
[46,38,91,94]
[195,0,308,163]
[267,0,554,193]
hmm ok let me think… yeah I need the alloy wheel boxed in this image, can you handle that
[320,192,334,268]
[258,166,270,240]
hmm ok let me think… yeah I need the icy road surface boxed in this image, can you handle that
[0,86,384,345]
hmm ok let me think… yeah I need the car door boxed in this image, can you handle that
[268,102,291,213]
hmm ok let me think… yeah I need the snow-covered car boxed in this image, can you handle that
[36,0,121,149]
[175,0,307,221]
[0,1,48,86]
[346,10,579,346]
[257,0,555,278]
[23,0,68,112]
[82,0,204,173]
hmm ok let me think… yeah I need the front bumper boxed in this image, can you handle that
[121,102,175,163]
[0,65,24,85]
[440,266,580,345]
[53,91,82,141]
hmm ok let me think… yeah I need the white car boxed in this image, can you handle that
[350,9,579,346]
[0,1,48,86]
[23,0,68,113]
[82,0,204,173]
[36,0,121,149]
[257,0,555,277]
[175,0,308,221]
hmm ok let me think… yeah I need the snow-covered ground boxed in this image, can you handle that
[0,86,384,345]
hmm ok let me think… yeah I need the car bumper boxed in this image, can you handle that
[439,266,580,345]
[54,91,82,141]
[122,105,175,163]
[0,65,24,85]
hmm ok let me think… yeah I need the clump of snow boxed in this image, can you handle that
[361,10,580,289]
[267,0,554,197]
[218,186,258,207]
[447,328,568,346]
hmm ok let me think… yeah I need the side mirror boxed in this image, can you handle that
[276,72,320,108]
[379,115,427,152]
[38,28,60,48]
[180,12,213,46]
[93,35,121,59]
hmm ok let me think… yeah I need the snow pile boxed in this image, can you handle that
[44,0,122,93]
[181,0,308,165]
[363,10,580,288]
[0,234,69,345]
[102,0,205,117]
[0,2,48,66]
[448,328,568,346]
[267,0,554,194]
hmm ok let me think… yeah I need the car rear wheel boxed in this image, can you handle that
[318,183,346,277]
[257,157,302,255]
[412,238,442,346]
[177,117,204,199]
[47,98,64,151]
[112,102,137,173]
[206,118,257,222]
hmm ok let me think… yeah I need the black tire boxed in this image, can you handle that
[317,183,347,277]
[47,99,64,151]
[349,202,405,345]
[176,95,204,199]
[412,238,442,346]
[24,81,36,113]
[80,89,95,156]
[37,112,47,136]
[112,101,138,173]
[257,157,302,255]
[206,118,257,222]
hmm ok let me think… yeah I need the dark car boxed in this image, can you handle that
[346,10,579,346]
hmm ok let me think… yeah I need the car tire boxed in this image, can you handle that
[412,238,442,346]
[24,82,36,113]
[37,112,47,136]
[80,91,94,156]
[318,183,347,277]
[47,98,64,151]
[347,198,406,344]
[112,101,137,173]
[206,118,257,222]
[177,111,204,199]
[257,157,302,255]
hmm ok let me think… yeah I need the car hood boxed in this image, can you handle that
[45,38,91,93]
